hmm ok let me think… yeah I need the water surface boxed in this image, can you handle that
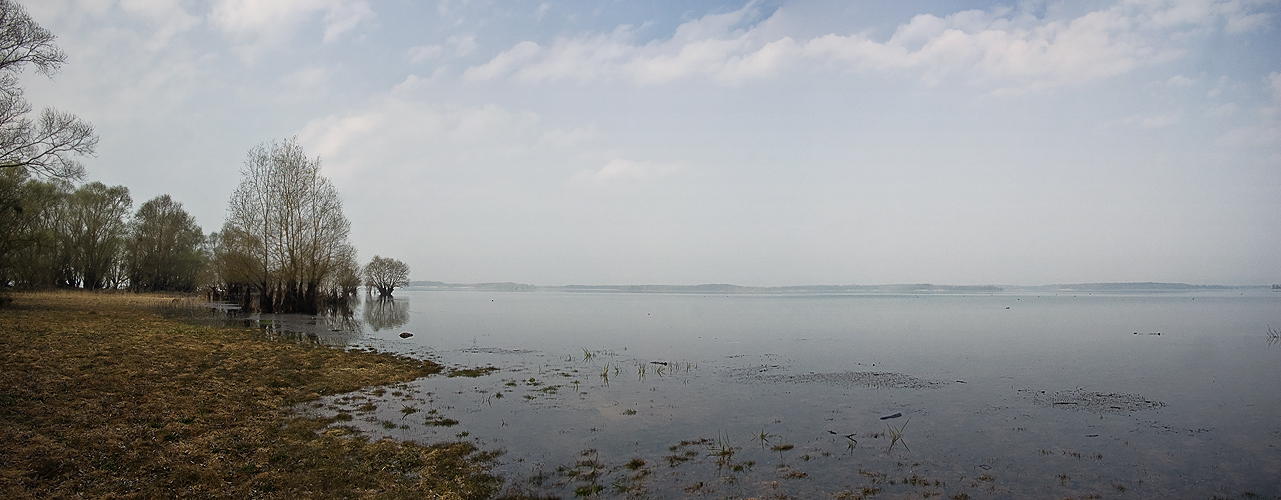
[298,290,1281,498]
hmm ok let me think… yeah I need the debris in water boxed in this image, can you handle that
[880,412,903,420]
[1033,389,1166,413]
[756,371,945,389]
[399,332,413,338]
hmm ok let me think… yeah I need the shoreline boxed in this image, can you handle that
[0,291,504,499]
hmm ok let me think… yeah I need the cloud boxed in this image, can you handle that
[407,44,444,63]
[209,0,374,60]
[463,41,543,81]
[463,0,1272,90]
[296,96,552,184]
[1270,72,1281,102]
[449,35,478,56]
[119,0,201,50]
[571,159,683,186]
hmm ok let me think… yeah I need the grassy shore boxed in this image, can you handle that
[0,291,502,499]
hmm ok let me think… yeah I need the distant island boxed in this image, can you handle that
[402,281,1263,294]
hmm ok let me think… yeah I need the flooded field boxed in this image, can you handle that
[289,290,1280,499]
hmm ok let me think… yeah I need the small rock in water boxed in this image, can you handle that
[399,332,413,338]
[880,412,903,420]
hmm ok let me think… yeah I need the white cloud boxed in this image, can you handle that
[407,44,444,63]
[1269,72,1281,102]
[1217,125,1281,145]
[296,97,550,183]
[540,125,600,148]
[209,0,374,60]
[1207,102,1239,116]
[448,35,477,57]
[1166,74,1196,87]
[463,0,1271,90]
[1138,112,1181,128]
[1099,110,1184,130]
[119,0,200,50]
[281,65,330,91]
[571,159,683,186]
[463,41,543,81]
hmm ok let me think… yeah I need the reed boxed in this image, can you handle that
[886,418,910,453]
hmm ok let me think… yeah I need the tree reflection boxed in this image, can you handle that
[363,296,409,332]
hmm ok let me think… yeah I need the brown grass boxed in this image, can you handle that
[0,290,500,499]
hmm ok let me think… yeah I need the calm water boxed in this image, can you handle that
[296,290,1281,499]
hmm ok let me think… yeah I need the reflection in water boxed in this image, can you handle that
[363,296,409,332]
[169,296,364,345]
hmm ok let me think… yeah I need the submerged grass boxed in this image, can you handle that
[0,291,502,499]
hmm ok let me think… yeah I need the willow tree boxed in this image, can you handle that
[64,182,131,289]
[220,138,357,313]
[363,255,409,297]
[126,194,205,292]
[0,168,68,286]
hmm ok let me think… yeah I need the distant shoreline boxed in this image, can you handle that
[401,281,1271,294]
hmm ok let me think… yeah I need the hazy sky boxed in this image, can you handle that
[22,0,1281,286]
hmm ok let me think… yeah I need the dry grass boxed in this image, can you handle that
[0,290,500,499]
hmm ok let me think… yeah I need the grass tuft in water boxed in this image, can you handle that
[886,418,910,453]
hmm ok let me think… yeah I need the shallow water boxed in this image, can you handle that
[296,290,1281,498]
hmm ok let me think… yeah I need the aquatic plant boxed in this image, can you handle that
[886,418,910,453]
[424,416,460,427]
[582,348,595,361]
[753,428,776,448]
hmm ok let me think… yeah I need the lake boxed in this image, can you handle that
[292,289,1281,499]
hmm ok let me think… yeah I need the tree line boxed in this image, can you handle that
[0,1,410,312]
[0,138,412,312]
[0,173,206,291]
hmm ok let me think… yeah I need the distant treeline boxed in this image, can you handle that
[1048,282,1233,291]
[404,281,1006,294]
[404,281,1262,294]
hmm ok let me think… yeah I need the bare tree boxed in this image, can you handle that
[0,0,97,180]
[363,255,409,297]
[220,138,356,313]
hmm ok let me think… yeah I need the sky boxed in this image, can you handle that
[19,0,1281,286]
